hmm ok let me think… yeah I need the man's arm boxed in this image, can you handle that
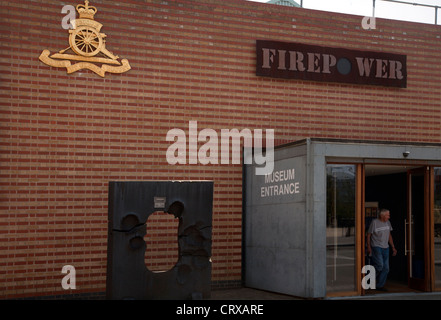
[389,234,397,256]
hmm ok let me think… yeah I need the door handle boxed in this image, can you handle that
[404,218,407,256]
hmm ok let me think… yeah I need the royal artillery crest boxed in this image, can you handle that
[39,1,131,77]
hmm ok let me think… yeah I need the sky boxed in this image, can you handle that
[245,0,441,25]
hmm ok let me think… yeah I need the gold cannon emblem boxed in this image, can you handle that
[39,1,131,77]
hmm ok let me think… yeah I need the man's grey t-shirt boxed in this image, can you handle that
[367,219,393,248]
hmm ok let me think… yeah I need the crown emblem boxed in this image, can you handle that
[76,1,97,20]
[39,1,131,77]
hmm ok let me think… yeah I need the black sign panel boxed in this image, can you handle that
[256,40,407,88]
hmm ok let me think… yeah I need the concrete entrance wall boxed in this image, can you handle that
[244,142,309,297]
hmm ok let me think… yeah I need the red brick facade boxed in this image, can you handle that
[1,0,440,298]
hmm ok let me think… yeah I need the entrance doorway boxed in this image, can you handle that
[246,138,441,298]
[364,165,431,293]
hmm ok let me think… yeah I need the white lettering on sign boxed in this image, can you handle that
[262,48,337,74]
[355,57,404,80]
[263,49,404,80]
[257,40,407,88]
[260,168,300,198]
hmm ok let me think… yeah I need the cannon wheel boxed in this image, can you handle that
[69,26,103,57]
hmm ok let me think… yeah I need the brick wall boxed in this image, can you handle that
[145,211,179,272]
[1,0,440,298]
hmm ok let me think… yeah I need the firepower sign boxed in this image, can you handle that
[256,40,407,88]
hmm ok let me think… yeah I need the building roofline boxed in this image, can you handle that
[275,138,441,150]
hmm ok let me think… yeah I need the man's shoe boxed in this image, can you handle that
[376,287,388,292]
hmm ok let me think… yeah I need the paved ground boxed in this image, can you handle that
[210,287,441,300]
[334,291,441,300]
[211,287,300,300]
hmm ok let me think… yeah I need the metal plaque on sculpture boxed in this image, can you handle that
[256,40,407,88]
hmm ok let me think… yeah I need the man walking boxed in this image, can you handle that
[366,209,398,291]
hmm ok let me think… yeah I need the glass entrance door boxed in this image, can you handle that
[407,167,430,291]
[434,167,441,289]
[326,164,360,295]
[363,164,435,294]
